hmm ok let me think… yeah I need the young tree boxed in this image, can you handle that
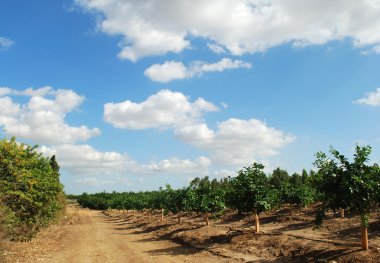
[230,163,274,233]
[185,177,226,226]
[314,145,380,250]
[163,185,187,224]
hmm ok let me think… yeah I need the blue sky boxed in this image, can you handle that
[1,0,380,194]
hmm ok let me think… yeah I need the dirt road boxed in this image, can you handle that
[6,204,380,262]
[23,206,235,263]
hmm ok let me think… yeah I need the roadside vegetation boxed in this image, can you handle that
[0,137,65,242]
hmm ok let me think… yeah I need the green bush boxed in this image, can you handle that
[0,137,65,240]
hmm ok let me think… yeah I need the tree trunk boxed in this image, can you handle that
[361,226,369,250]
[340,208,345,219]
[205,212,209,226]
[160,208,164,221]
[254,213,260,233]
[177,214,181,224]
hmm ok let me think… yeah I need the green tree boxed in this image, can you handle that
[185,177,226,226]
[289,172,302,186]
[314,145,380,250]
[230,163,274,233]
[269,167,290,189]
[301,169,309,184]
[163,185,187,223]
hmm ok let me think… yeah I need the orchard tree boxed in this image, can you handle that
[185,177,226,226]
[269,167,290,189]
[230,163,275,233]
[314,145,380,250]
[163,185,187,224]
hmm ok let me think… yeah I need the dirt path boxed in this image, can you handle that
[6,205,380,262]
[25,206,237,263]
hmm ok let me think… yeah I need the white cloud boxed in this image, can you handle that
[105,90,295,166]
[374,45,380,54]
[355,88,380,106]
[207,43,226,54]
[73,177,132,188]
[40,143,211,177]
[104,89,219,129]
[0,87,100,144]
[144,58,252,83]
[40,144,132,176]
[76,0,380,61]
[175,118,295,165]
[0,37,14,51]
[0,86,54,97]
[0,87,12,97]
[360,44,380,55]
[144,61,188,83]
[142,156,211,175]
[74,177,116,187]
[196,58,252,72]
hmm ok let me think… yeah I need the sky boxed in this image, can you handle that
[1,0,380,194]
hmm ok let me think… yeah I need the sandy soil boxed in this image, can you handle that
[103,205,380,262]
[4,204,380,262]
[3,205,237,263]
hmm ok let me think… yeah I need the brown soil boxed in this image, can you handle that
[2,205,234,263]
[3,204,380,262]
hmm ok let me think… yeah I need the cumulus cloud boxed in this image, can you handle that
[142,156,211,175]
[40,144,133,176]
[144,58,252,83]
[40,144,211,177]
[104,89,219,129]
[0,87,100,144]
[104,90,295,166]
[76,0,380,61]
[175,118,295,165]
[144,61,188,83]
[354,88,380,106]
[0,37,14,51]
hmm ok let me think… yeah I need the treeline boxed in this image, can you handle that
[76,166,317,222]
[0,137,65,241]
[76,145,380,250]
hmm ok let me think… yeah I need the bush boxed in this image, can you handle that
[0,137,65,240]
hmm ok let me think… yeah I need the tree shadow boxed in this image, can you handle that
[275,220,314,232]
[156,225,204,240]
[145,245,202,257]
[132,223,172,234]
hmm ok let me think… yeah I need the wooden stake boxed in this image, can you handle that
[177,214,181,224]
[361,226,369,250]
[340,208,345,219]
[160,208,164,221]
[254,213,260,233]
